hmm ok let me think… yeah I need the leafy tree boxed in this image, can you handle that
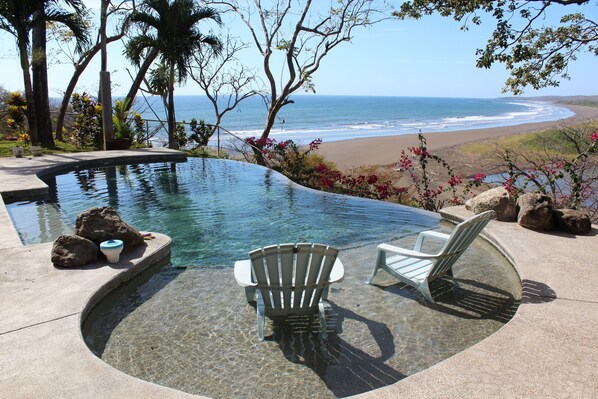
[125,0,223,149]
[50,1,132,139]
[215,0,389,164]
[396,0,598,94]
[32,0,89,147]
[189,33,262,139]
[0,0,89,146]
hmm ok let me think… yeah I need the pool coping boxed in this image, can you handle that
[1,150,597,398]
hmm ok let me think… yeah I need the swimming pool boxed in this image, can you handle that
[7,158,439,265]
[5,157,520,398]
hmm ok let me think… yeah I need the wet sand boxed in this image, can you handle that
[318,104,598,170]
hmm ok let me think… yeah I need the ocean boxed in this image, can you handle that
[133,95,574,145]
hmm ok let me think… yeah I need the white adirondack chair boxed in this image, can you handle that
[366,210,495,302]
[234,243,344,341]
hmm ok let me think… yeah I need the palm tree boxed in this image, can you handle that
[33,0,89,147]
[125,0,222,149]
[0,0,89,146]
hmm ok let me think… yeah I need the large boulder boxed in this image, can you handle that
[75,206,145,248]
[554,209,592,235]
[517,193,555,231]
[465,187,517,222]
[52,235,99,268]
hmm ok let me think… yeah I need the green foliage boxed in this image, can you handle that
[188,118,213,147]
[186,146,228,159]
[112,99,134,141]
[397,0,597,94]
[0,138,85,157]
[172,119,215,149]
[500,124,598,215]
[398,133,487,211]
[133,112,148,145]
[70,92,102,149]
[175,122,187,148]
[244,137,406,201]
[4,92,27,136]
[125,0,223,148]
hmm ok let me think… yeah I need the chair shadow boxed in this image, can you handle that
[520,279,557,304]
[267,303,406,398]
[371,278,520,323]
[431,278,520,323]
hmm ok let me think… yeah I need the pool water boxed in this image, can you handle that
[7,158,439,266]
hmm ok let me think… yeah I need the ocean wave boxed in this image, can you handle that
[145,97,575,145]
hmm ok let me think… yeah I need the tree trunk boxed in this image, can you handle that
[167,64,178,149]
[18,39,37,144]
[32,8,54,147]
[55,50,97,140]
[252,100,284,165]
[55,33,125,139]
[123,47,160,112]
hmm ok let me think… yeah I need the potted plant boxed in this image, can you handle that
[6,92,28,157]
[30,143,42,156]
[12,145,24,158]
[13,133,30,158]
[106,99,133,150]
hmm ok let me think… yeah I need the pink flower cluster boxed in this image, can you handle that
[411,147,429,156]
[472,173,486,183]
[314,163,405,200]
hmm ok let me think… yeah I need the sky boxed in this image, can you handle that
[0,0,597,99]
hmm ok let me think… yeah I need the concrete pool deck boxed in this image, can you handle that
[0,150,597,398]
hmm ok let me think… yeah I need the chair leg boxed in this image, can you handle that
[257,291,265,341]
[318,301,327,339]
[366,250,385,284]
[244,286,256,303]
[420,282,435,303]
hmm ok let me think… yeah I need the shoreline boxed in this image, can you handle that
[318,104,598,170]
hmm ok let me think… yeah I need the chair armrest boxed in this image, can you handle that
[234,259,256,287]
[414,230,450,252]
[328,258,345,284]
[377,243,440,260]
[419,231,450,241]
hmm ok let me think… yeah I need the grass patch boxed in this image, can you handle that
[0,139,94,157]
[560,100,598,108]
[459,121,598,158]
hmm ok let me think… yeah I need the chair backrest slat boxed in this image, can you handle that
[293,246,310,308]
[303,244,324,307]
[429,211,494,278]
[250,243,339,313]
[279,245,294,309]
[312,249,338,306]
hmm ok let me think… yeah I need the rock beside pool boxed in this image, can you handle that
[465,187,517,222]
[75,206,145,248]
[52,235,99,268]
[554,209,592,235]
[517,193,555,231]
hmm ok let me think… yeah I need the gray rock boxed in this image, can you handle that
[465,187,517,222]
[555,209,592,235]
[75,206,145,248]
[517,193,555,231]
[52,235,99,268]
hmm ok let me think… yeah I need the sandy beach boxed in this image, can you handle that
[318,104,598,170]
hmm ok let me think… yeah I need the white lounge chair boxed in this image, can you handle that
[234,243,344,341]
[366,211,495,302]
